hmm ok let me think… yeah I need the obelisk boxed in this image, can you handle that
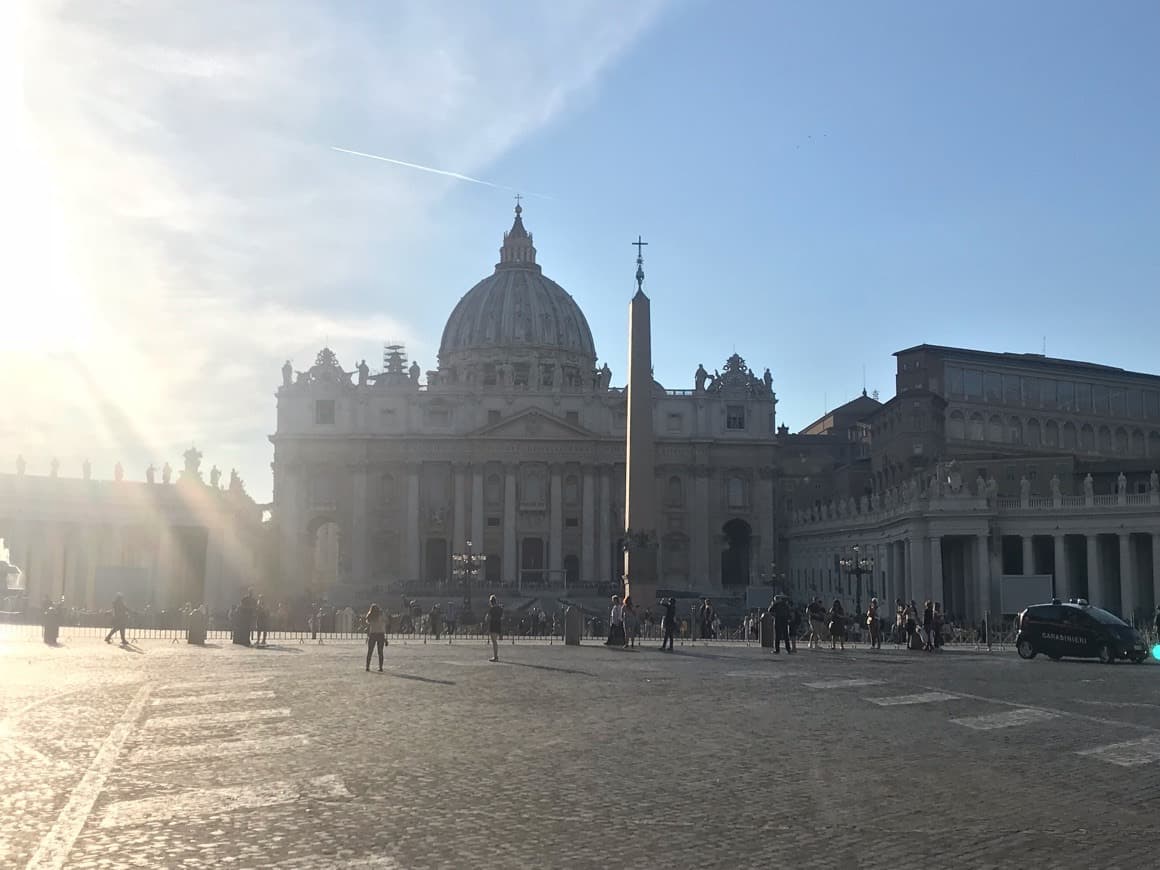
[623,236,658,609]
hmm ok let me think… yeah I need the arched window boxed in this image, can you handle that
[1080,424,1095,450]
[666,475,684,507]
[1027,419,1041,448]
[1062,421,1077,449]
[1045,420,1059,448]
[988,415,1003,443]
[1114,427,1128,455]
[1131,430,1146,457]
[1099,426,1113,453]
[1008,417,1023,445]
[969,413,984,441]
[947,411,965,440]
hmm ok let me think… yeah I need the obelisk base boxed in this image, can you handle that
[623,547,658,610]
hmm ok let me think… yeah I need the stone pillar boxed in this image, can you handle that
[692,469,710,584]
[906,537,922,601]
[597,465,612,588]
[624,288,658,607]
[581,467,595,584]
[1022,535,1035,576]
[1053,534,1069,601]
[976,534,991,619]
[1119,533,1136,622]
[929,536,944,607]
[885,542,896,606]
[1086,534,1100,604]
[503,464,517,585]
[453,464,467,551]
[406,465,421,580]
[756,469,775,588]
[549,464,563,578]
[470,466,485,549]
[350,466,368,586]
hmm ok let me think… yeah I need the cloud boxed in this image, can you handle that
[3,0,667,498]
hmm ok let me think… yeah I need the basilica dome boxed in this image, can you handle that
[438,206,597,371]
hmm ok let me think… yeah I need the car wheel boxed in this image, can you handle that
[1048,654,1061,661]
[1097,644,1115,664]
[1017,639,1036,660]
[1130,652,1147,664]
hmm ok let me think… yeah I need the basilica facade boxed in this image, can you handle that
[271,207,778,602]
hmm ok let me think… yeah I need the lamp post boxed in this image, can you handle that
[838,544,874,617]
[451,540,486,625]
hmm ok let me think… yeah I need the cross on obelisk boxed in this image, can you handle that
[632,235,648,292]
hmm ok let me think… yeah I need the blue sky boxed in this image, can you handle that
[6,0,1159,499]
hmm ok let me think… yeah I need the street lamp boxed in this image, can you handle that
[838,544,874,616]
[451,540,486,625]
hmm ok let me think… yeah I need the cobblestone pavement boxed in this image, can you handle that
[4,632,1160,869]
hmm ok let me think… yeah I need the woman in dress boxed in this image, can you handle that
[365,603,386,672]
[623,596,639,648]
[828,598,846,650]
[866,597,881,649]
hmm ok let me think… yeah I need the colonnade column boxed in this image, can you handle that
[452,464,467,552]
[597,465,612,587]
[581,467,595,584]
[885,542,896,606]
[1053,534,1069,602]
[406,465,421,581]
[1086,534,1100,604]
[929,536,944,607]
[470,467,484,550]
[549,465,563,579]
[503,465,517,585]
[1022,535,1035,575]
[1119,533,1136,622]
[976,534,991,620]
[906,537,922,602]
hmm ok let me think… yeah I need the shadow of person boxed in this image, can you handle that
[505,661,596,677]
[252,645,304,654]
[379,671,456,686]
[118,642,145,654]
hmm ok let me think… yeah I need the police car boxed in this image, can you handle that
[1015,598,1148,664]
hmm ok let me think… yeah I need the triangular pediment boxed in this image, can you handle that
[471,407,592,439]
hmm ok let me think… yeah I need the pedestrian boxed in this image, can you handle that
[895,599,906,647]
[701,598,715,640]
[807,597,826,649]
[828,598,846,650]
[365,603,386,672]
[623,596,639,648]
[428,604,443,641]
[866,597,881,649]
[254,595,269,647]
[771,595,793,654]
[788,601,802,652]
[104,593,130,645]
[660,597,676,651]
[906,600,920,650]
[933,602,944,649]
[606,595,625,646]
[922,599,935,652]
[485,594,504,662]
[445,601,457,638]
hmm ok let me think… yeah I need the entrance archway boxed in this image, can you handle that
[721,519,751,587]
[424,538,448,584]
[521,537,545,587]
[308,518,340,598]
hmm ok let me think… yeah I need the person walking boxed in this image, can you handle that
[905,600,920,650]
[428,604,443,641]
[254,596,269,647]
[828,599,846,650]
[771,595,793,654]
[365,603,386,672]
[623,597,639,648]
[659,597,676,651]
[485,595,504,662]
[922,599,935,652]
[807,597,826,649]
[895,599,906,647]
[445,602,457,638]
[788,600,802,652]
[104,593,130,645]
[606,595,625,647]
[866,598,881,650]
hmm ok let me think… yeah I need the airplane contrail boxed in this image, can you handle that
[331,146,550,199]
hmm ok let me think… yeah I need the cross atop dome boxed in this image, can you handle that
[499,197,537,268]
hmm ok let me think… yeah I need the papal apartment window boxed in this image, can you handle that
[726,405,746,430]
[667,413,682,433]
[314,399,336,425]
[428,409,449,426]
[488,409,501,425]
[566,411,580,425]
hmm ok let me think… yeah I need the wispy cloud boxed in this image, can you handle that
[4,0,667,498]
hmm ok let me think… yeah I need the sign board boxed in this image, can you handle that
[999,574,1054,615]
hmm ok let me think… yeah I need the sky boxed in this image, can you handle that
[3,0,1158,502]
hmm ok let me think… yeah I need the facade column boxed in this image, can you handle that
[906,537,921,602]
[1153,534,1160,623]
[597,465,612,587]
[549,465,563,578]
[350,466,368,586]
[1022,535,1035,576]
[452,464,467,551]
[503,465,517,585]
[1119,533,1136,623]
[470,466,484,549]
[885,542,896,606]
[756,469,775,588]
[406,465,421,581]
[1086,534,1101,604]
[976,534,991,620]
[1053,533,1069,601]
[692,469,710,586]
[929,536,944,607]
[581,467,596,585]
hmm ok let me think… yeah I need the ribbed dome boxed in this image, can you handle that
[438,207,597,368]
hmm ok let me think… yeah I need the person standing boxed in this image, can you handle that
[807,597,826,649]
[660,597,677,651]
[866,598,881,650]
[701,599,715,640]
[905,600,920,650]
[365,603,386,671]
[606,595,625,647]
[104,593,130,645]
[428,604,443,641]
[922,600,935,652]
[445,601,457,638]
[771,595,792,654]
[828,599,846,650]
[254,596,269,647]
[788,599,802,652]
[623,596,639,648]
[485,595,504,662]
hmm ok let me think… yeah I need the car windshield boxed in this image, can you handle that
[1085,607,1129,627]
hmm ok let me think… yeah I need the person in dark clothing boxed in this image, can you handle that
[807,598,826,649]
[788,600,802,652]
[828,599,846,650]
[485,595,504,662]
[105,594,130,645]
[660,597,677,651]
[771,595,793,654]
[922,600,935,652]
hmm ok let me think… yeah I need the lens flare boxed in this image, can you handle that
[1151,644,1160,661]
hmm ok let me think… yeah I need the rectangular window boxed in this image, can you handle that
[1127,389,1142,419]
[667,413,682,432]
[1022,377,1039,406]
[565,411,580,425]
[1109,388,1125,417]
[945,365,963,397]
[1093,384,1109,415]
[1146,391,1160,420]
[1040,378,1057,409]
[314,399,336,425]
[565,517,579,528]
[488,410,501,425]
[963,370,983,398]
[1076,382,1092,413]
[726,405,746,430]
[428,409,449,426]
[1057,381,1074,412]
[984,372,1001,401]
[1003,374,1021,405]
[486,517,500,527]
